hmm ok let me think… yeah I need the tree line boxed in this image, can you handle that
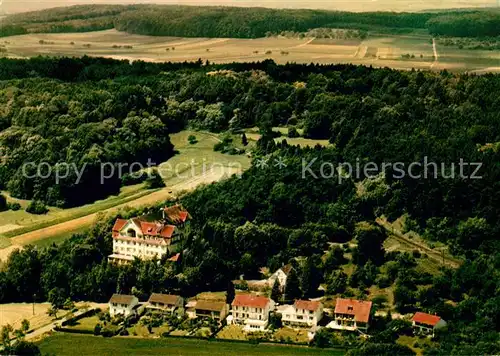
[3,4,499,39]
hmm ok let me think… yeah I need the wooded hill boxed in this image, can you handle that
[2,5,500,38]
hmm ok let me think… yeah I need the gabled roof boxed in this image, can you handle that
[294,300,322,312]
[164,204,191,224]
[112,219,128,237]
[232,294,271,309]
[334,298,372,324]
[113,217,176,239]
[195,300,226,312]
[109,294,136,305]
[412,312,442,326]
[148,293,182,306]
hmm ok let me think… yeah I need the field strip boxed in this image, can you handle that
[293,37,316,48]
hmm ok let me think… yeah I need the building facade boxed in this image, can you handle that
[280,300,323,328]
[108,205,190,264]
[108,294,139,318]
[327,298,372,333]
[147,293,183,314]
[230,295,275,332]
[187,300,229,322]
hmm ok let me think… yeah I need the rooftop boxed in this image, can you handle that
[232,294,271,309]
[164,204,191,224]
[195,300,226,312]
[334,298,372,324]
[412,312,442,326]
[109,294,136,305]
[148,293,182,306]
[294,300,322,311]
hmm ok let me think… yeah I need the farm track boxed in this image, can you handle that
[376,217,461,268]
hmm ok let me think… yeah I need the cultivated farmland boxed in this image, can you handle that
[2,29,499,72]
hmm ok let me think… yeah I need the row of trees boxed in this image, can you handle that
[4,4,499,39]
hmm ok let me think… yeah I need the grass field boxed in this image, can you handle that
[2,29,499,73]
[37,333,344,356]
[0,130,250,258]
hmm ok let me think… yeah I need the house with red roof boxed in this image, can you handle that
[229,294,276,332]
[279,299,323,328]
[327,298,372,332]
[411,312,447,337]
[163,204,191,225]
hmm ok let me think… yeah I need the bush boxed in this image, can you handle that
[188,135,198,144]
[145,169,165,189]
[94,324,102,336]
[121,173,146,186]
[0,194,7,211]
[26,200,49,214]
[8,202,21,211]
[288,126,300,138]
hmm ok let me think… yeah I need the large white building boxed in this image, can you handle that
[108,205,190,264]
[230,295,275,332]
[280,300,323,328]
[108,294,139,318]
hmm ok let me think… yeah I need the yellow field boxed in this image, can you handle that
[2,29,499,72]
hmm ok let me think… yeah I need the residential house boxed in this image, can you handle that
[230,295,275,332]
[108,294,139,318]
[147,293,183,314]
[412,312,447,337]
[187,300,229,322]
[280,300,323,328]
[108,213,185,264]
[327,298,372,332]
[268,264,293,291]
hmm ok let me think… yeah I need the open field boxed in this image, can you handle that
[0,303,52,331]
[2,29,500,72]
[2,0,497,14]
[37,333,344,356]
[0,130,250,259]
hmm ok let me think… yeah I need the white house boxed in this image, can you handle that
[327,298,372,333]
[230,294,275,332]
[268,264,293,291]
[108,294,139,318]
[280,300,323,328]
[108,211,187,264]
[147,293,183,314]
[412,312,447,337]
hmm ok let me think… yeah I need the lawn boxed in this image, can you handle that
[274,327,309,344]
[216,325,247,340]
[37,333,344,355]
[65,315,100,332]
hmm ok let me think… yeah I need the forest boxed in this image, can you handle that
[3,5,500,39]
[0,57,499,354]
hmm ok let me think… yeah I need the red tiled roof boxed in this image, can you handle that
[334,298,372,324]
[294,300,321,311]
[232,294,270,308]
[168,253,181,262]
[164,205,191,224]
[412,312,441,326]
[112,219,128,233]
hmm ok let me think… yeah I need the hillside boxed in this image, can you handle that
[2,5,500,39]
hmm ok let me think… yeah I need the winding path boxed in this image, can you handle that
[430,38,439,69]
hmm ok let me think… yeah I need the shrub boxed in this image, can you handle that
[93,324,102,336]
[121,173,146,186]
[26,200,48,215]
[145,169,165,189]
[8,202,21,211]
[188,135,198,144]
[288,126,300,138]
[0,194,7,211]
